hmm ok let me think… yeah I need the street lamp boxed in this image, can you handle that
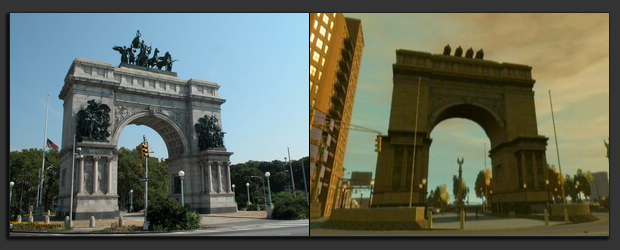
[178,170,185,205]
[265,172,273,206]
[246,183,251,206]
[419,178,427,204]
[545,179,551,207]
[360,192,364,208]
[232,184,235,193]
[10,181,15,205]
[523,183,528,214]
[129,190,133,212]
[285,156,296,197]
[68,134,83,228]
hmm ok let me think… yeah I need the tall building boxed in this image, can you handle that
[310,13,364,218]
[590,171,609,203]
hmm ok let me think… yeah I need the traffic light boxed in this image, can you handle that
[142,143,150,158]
[375,135,382,152]
[136,143,144,158]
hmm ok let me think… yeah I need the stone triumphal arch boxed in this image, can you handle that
[373,47,549,213]
[56,58,236,220]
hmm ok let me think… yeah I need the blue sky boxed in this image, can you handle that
[10,13,309,163]
[342,13,609,204]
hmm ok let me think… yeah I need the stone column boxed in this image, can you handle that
[107,156,113,194]
[226,162,232,193]
[217,161,223,193]
[207,161,213,193]
[78,156,85,194]
[200,162,205,193]
[93,156,100,194]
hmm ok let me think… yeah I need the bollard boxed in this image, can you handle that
[17,215,22,223]
[65,216,70,228]
[28,210,33,223]
[564,208,569,223]
[428,210,433,229]
[544,208,549,226]
[47,210,51,216]
[44,215,50,224]
[119,216,124,227]
[90,216,96,227]
[460,210,465,230]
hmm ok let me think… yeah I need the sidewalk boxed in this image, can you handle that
[17,210,270,234]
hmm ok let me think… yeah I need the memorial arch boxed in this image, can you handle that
[373,48,549,214]
[56,58,236,220]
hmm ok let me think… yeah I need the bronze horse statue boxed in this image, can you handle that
[147,48,159,68]
[135,42,151,67]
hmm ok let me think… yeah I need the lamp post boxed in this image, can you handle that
[68,133,82,228]
[265,172,273,206]
[360,192,364,208]
[232,184,235,193]
[10,181,15,217]
[575,181,580,203]
[129,190,133,212]
[524,183,528,214]
[246,183,251,206]
[419,178,427,204]
[178,171,185,205]
[545,179,551,209]
[285,155,296,197]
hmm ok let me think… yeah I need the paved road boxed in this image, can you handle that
[310,213,608,236]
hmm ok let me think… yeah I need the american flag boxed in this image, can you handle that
[46,139,59,151]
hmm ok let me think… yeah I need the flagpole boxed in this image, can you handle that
[409,77,421,207]
[37,94,50,215]
[549,90,566,204]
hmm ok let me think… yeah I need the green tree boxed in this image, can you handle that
[547,164,563,202]
[427,184,450,212]
[116,147,169,211]
[452,175,469,206]
[9,148,58,213]
[474,169,492,202]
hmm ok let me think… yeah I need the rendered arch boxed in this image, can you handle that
[373,50,549,214]
[56,58,236,220]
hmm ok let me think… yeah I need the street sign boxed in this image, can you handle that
[139,178,150,182]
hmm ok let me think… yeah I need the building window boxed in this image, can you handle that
[321,57,325,66]
[322,14,329,24]
[315,84,320,94]
[316,38,323,50]
[324,45,329,53]
[310,80,314,91]
[314,20,318,29]
[330,21,334,29]
[311,99,316,108]
[310,65,316,77]
[310,33,315,43]
[333,13,336,17]
[320,26,326,36]
[312,51,320,62]
[327,33,331,41]
[316,13,321,17]
[318,71,322,80]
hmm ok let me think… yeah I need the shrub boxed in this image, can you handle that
[271,191,309,220]
[12,222,63,231]
[146,199,201,231]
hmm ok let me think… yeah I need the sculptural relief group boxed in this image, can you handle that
[113,30,178,71]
